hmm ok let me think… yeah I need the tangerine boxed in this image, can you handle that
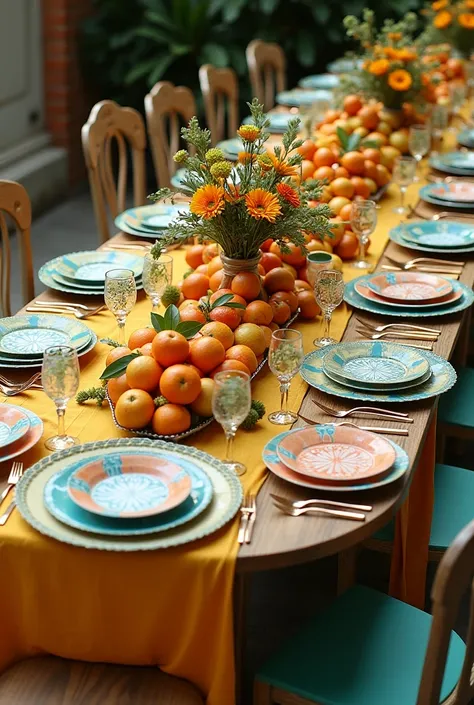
[152,404,191,435]
[182,272,210,300]
[338,203,353,222]
[331,177,355,199]
[209,305,241,330]
[374,163,391,187]
[202,243,219,263]
[314,166,335,182]
[363,159,379,181]
[234,323,267,356]
[179,306,206,324]
[313,147,335,168]
[231,271,261,301]
[280,243,306,268]
[294,279,312,292]
[184,363,203,378]
[105,346,131,366]
[107,373,130,405]
[340,151,365,175]
[188,336,226,373]
[358,106,379,131]
[297,138,317,161]
[270,299,291,324]
[264,267,295,293]
[328,218,345,245]
[195,264,208,274]
[335,231,359,260]
[260,238,273,252]
[126,356,163,392]
[210,289,247,312]
[259,325,273,348]
[152,330,190,367]
[269,290,299,313]
[362,148,381,164]
[200,321,234,350]
[350,176,371,199]
[209,269,224,292]
[297,290,320,319]
[128,328,156,350]
[159,364,202,404]
[207,255,224,277]
[328,196,351,216]
[301,159,316,181]
[243,300,274,325]
[115,389,155,429]
[333,166,350,179]
[185,245,205,269]
[211,359,251,378]
[260,252,282,273]
[343,95,363,116]
[190,377,214,417]
[139,342,154,356]
[225,344,258,374]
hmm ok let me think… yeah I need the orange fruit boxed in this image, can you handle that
[358,106,379,130]
[200,321,234,350]
[338,203,353,222]
[343,95,363,116]
[301,159,316,181]
[333,166,350,179]
[313,147,335,169]
[231,271,261,301]
[270,290,299,314]
[126,356,163,392]
[182,272,210,300]
[374,163,391,187]
[152,330,190,367]
[351,176,371,199]
[363,159,379,181]
[179,306,206,324]
[328,196,351,216]
[258,264,265,276]
[280,243,306,268]
[314,166,335,182]
[366,132,388,147]
[362,148,381,164]
[335,231,359,260]
[195,264,208,274]
[207,255,224,277]
[209,269,224,292]
[328,218,345,246]
[297,290,320,319]
[105,346,131,366]
[259,325,273,348]
[107,373,130,405]
[211,359,251,378]
[209,305,241,330]
[185,245,205,269]
[269,241,283,258]
[202,243,219,263]
[152,404,191,435]
[190,377,214,417]
[184,363,203,378]
[260,252,282,273]
[210,289,247,313]
[226,344,258,374]
[261,238,273,252]
[128,328,156,350]
[115,389,155,429]
[234,323,267,356]
[139,342,154,356]
[179,298,199,310]
[306,239,328,253]
[243,300,274,325]
[159,364,202,404]
[188,337,226,373]
[331,177,355,199]
[264,267,294,293]
[363,177,378,195]
[340,151,365,176]
[295,279,312,292]
[297,138,317,161]
[270,299,291,324]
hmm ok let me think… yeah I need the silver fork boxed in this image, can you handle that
[0,372,42,388]
[0,380,41,396]
[273,501,366,522]
[270,493,372,512]
[238,494,255,544]
[381,264,462,276]
[32,301,97,311]
[26,305,104,320]
[0,462,23,504]
[384,254,464,269]
[354,318,440,335]
[312,398,411,421]
[299,416,409,436]
[355,327,437,341]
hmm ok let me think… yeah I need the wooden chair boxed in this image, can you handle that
[199,64,239,145]
[144,81,197,189]
[246,39,286,111]
[0,180,34,316]
[81,100,147,244]
[254,515,474,705]
[0,657,204,704]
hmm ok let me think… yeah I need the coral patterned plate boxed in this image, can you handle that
[429,182,474,204]
[354,278,463,309]
[366,271,452,303]
[276,425,396,484]
[0,404,30,449]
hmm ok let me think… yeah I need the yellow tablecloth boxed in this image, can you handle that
[0,177,429,703]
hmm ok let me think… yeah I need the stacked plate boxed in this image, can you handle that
[215,138,265,161]
[430,152,474,176]
[0,314,97,369]
[299,74,339,90]
[326,57,363,74]
[458,129,474,149]
[115,203,189,240]
[0,403,43,462]
[40,250,144,296]
[243,112,295,133]
[419,183,474,210]
[276,89,332,108]
[390,221,474,254]
[15,439,242,551]
[263,424,410,492]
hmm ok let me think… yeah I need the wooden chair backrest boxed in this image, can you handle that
[246,39,286,111]
[144,81,197,188]
[417,517,474,705]
[199,64,239,145]
[81,100,147,243]
[0,180,34,316]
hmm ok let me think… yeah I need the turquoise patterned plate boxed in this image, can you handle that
[327,58,363,73]
[0,330,97,368]
[51,270,142,291]
[0,407,43,462]
[458,129,474,149]
[390,221,474,254]
[122,203,189,231]
[0,314,91,357]
[430,154,474,176]
[322,341,430,388]
[263,429,409,492]
[419,184,474,211]
[55,251,143,283]
[276,89,332,107]
[39,257,143,295]
[323,366,432,393]
[299,74,339,90]
[244,112,296,133]
[345,277,473,318]
[0,403,30,448]
[301,347,456,403]
[17,439,242,550]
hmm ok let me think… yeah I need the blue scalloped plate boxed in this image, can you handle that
[430,153,474,176]
[276,89,332,107]
[0,330,97,369]
[55,251,143,283]
[299,74,340,90]
[458,129,474,149]
[327,58,363,74]
[419,184,474,210]
[389,221,474,254]
[0,314,91,357]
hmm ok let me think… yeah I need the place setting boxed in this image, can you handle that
[389,219,474,255]
[275,89,333,108]
[430,151,474,177]
[458,129,474,149]
[418,182,474,211]
[0,402,43,465]
[115,202,189,240]
[298,74,340,90]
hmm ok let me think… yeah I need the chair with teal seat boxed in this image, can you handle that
[254,516,474,705]
[438,368,474,458]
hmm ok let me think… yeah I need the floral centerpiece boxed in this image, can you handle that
[150,99,332,290]
[423,0,474,59]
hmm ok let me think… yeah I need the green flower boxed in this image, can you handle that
[205,148,225,165]
[173,149,189,164]
[257,153,273,171]
[210,161,233,180]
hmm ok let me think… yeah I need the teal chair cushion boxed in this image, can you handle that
[256,585,465,705]
[374,463,474,550]
[438,367,474,428]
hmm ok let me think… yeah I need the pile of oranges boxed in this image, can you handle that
[421,54,465,104]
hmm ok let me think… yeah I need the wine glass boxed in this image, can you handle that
[350,200,377,269]
[466,61,474,100]
[431,104,449,154]
[392,156,417,215]
[142,253,173,312]
[268,329,304,425]
[104,268,137,345]
[212,370,251,476]
[313,269,345,348]
[450,82,467,117]
[42,346,80,451]
[408,124,431,182]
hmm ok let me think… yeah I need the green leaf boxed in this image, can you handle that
[147,54,176,86]
[151,312,166,332]
[100,353,140,381]
[164,304,180,330]
[134,26,169,44]
[361,140,380,149]
[124,58,158,85]
[347,133,361,151]
[336,127,349,150]
[211,293,234,309]
[259,0,279,13]
[224,302,246,310]
[175,321,204,339]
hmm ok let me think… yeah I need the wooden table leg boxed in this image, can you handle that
[337,546,359,595]
[233,572,250,705]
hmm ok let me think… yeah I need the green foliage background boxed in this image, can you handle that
[81,0,423,116]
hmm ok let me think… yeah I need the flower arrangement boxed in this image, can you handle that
[149,100,332,262]
[341,10,426,110]
[424,0,474,58]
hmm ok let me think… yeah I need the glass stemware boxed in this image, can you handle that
[104,268,137,345]
[313,269,345,348]
[142,253,173,312]
[408,124,431,182]
[268,329,304,425]
[431,104,449,153]
[392,156,417,215]
[450,82,467,117]
[212,370,251,476]
[350,199,377,269]
[42,345,80,451]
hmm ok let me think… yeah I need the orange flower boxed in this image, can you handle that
[388,69,413,91]
[466,0,474,9]
[276,182,300,207]
[432,0,448,9]
[368,59,390,76]
[269,153,299,176]
[245,189,282,223]
[434,10,453,27]
[395,48,418,62]
[190,184,225,220]
[458,12,474,26]
[224,184,241,203]
[388,31,402,41]
[383,46,399,59]
[238,151,256,165]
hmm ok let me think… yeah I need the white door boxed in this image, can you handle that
[0,0,43,152]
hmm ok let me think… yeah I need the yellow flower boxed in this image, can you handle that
[458,12,474,26]
[395,48,418,62]
[269,153,299,176]
[388,69,413,91]
[205,148,225,165]
[432,0,448,9]
[434,10,453,28]
[245,189,282,223]
[383,46,399,59]
[190,184,225,220]
[465,0,474,9]
[238,151,256,165]
[257,154,273,171]
[237,125,261,142]
[368,59,390,76]
[210,160,233,180]
[276,182,300,207]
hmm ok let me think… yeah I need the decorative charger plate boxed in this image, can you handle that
[0,314,91,356]
[419,184,474,210]
[322,341,430,387]
[17,438,242,551]
[45,451,212,536]
[55,251,143,283]
[39,258,141,295]
[0,407,43,463]
[327,58,362,73]
[67,453,192,518]
[430,154,474,176]
[323,366,432,393]
[390,221,474,254]
[0,404,30,449]
[354,278,462,310]
[0,331,97,369]
[426,182,474,204]
[121,203,189,231]
[301,347,456,403]
[366,271,452,303]
[299,74,339,89]
[458,129,474,149]
[276,89,332,107]
[345,277,472,318]
[276,424,396,483]
[264,429,409,492]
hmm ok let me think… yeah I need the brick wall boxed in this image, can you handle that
[42,0,95,186]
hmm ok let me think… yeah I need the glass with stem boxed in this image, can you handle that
[450,82,467,118]
[466,61,474,101]
[431,104,449,154]
[42,345,80,451]
[392,156,417,215]
[104,268,137,345]
[212,370,251,476]
[408,124,431,182]
[268,329,304,425]
[142,253,173,312]
[350,199,377,269]
[313,269,345,348]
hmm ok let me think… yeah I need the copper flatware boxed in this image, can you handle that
[355,327,437,341]
[0,372,41,388]
[270,493,372,513]
[384,255,464,269]
[311,398,413,423]
[32,301,95,311]
[298,416,409,436]
[381,265,461,276]
[354,318,440,335]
